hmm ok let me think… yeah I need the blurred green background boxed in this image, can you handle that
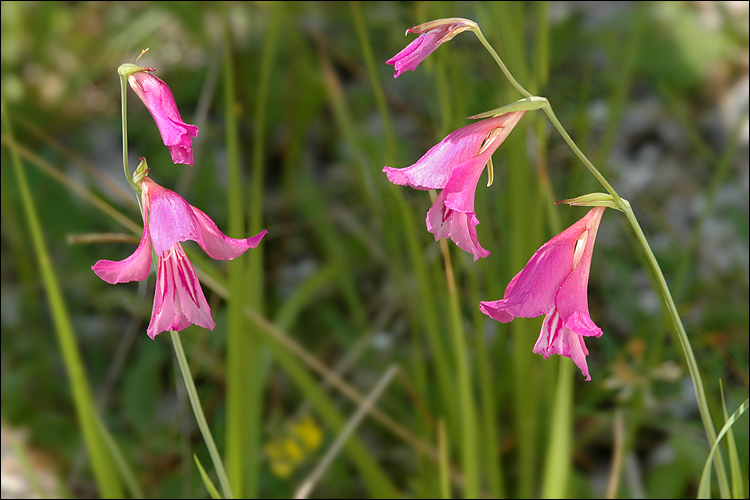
[1,1,748,498]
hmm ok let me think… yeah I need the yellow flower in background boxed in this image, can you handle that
[265,415,324,479]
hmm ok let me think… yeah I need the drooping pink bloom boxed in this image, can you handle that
[383,111,526,260]
[93,172,266,339]
[387,18,478,78]
[128,70,199,166]
[479,207,607,380]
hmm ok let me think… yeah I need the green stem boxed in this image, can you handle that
[171,331,234,499]
[119,75,139,197]
[540,103,623,207]
[623,210,728,490]
[471,27,532,99]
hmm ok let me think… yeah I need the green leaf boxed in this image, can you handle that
[698,398,750,498]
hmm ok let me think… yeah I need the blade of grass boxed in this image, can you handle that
[194,454,223,500]
[242,4,283,497]
[605,409,626,499]
[719,382,745,499]
[438,419,451,500]
[531,5,575,498]
[698,398,749,499]
[222,10,252,497]
[2,97,124,498]
[92,411,144,498]
[541,358,574,498]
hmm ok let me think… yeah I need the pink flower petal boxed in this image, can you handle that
[490,207,606,321]
[480,208,606,380]
[128,72,199,166]
[147,243,214,339]
[383,115,513,190]
[486,231,578,319]
[556,209,605,337]
[191,206,268,260]
[142,178,203,256]
[441,155,487,214]
[93,175,267,338]
[426,191,489,261]
[386,32,435,78]
[92,223,153,284]
[533,307,591,381]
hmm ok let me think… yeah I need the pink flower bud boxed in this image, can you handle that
[128,71,199,166]
[386,18,478,78]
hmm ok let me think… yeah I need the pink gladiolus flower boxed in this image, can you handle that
[92,172,266,339]
[387,18,478,78]
[479,207,607,380]
[383,111,525,260]
[128,70,199,165]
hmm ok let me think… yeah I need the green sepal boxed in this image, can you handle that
[132,157,150,186]
[556,193,629,212]
[117,63,154,78]
[469,96,548,119]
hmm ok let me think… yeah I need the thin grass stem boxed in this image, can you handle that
[222,12,251,497]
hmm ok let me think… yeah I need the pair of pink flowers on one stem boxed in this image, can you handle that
[93,65,265,339]
[385,19,607,380]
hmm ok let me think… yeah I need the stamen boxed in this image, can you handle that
[442,205,452,223]
[486,156,494,187]
[478,127,503,156]
[134,48,150,64]
[573,230,588,268]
